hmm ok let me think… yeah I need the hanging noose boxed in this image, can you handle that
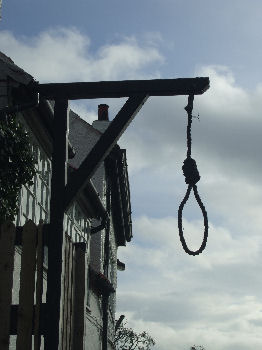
[178,94,209,256]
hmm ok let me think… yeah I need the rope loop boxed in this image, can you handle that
[178,184,208,256]
[178,95,209,256]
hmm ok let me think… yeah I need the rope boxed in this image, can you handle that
[178,94,209,256]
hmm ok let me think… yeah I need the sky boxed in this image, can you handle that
[1,1,262,349]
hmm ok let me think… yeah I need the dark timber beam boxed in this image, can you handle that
[64,94,148,211]
[31,77,209,100]
[10,304,47,335]
[45,99,69,350]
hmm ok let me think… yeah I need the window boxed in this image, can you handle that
[15,123,90,244]
[16,141,51,226]
[65,202,90,243]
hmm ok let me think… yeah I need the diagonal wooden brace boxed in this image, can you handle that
[63,94,149,211]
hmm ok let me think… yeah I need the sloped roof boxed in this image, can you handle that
[69,109,102,136]
[0,51,34,85]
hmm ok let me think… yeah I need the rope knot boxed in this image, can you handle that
[182,157,200,185]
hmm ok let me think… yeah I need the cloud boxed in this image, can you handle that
[64,53,262,350]
[120,65,262,181]
[116,295,262,350]
[0,27,163,82]
[2,27,262,350]
[118,65,262,234]
[117,215,262,350]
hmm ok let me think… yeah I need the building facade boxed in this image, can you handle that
[0,51,132,349]
[69,107,132,350]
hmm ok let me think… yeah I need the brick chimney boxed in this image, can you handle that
[98,104,109,121]
[92,104,110,133]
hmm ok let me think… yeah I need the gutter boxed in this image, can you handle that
[69,164,108,221]
[0,83,76,159]
[0,85,39,120]
[0,93,39,119]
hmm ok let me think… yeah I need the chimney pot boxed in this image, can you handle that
[98,104,109,121]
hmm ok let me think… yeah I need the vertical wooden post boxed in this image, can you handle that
[72,242,87,350]
[45,99,69,350]
[61,236,69,350]
[0,222,16,350]
[16,220,37,350]
[34,223,44,350]
[66,237,74,348]
[61,234,74,350]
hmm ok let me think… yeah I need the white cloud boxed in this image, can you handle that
[0,27,163,82]
[2,27,262,350]
[196,65,252,117]
[117,64,262,350]
[116,292,262,350]
[117,215,262,350]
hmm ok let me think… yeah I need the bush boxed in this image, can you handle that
[114,320,155,350]
[0,115,36,222]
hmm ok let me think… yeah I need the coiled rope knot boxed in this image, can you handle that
[178,94,209,256]
[182,157,200,185]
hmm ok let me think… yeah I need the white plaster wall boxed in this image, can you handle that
[85,290,103,350]
[89,230,104,272]
[85,313,102,350]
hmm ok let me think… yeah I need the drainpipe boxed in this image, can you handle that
[102,292,109,350]
[102,169,111,350]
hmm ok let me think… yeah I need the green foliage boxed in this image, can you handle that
[0,115,37,223]
[114,320,155,350]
